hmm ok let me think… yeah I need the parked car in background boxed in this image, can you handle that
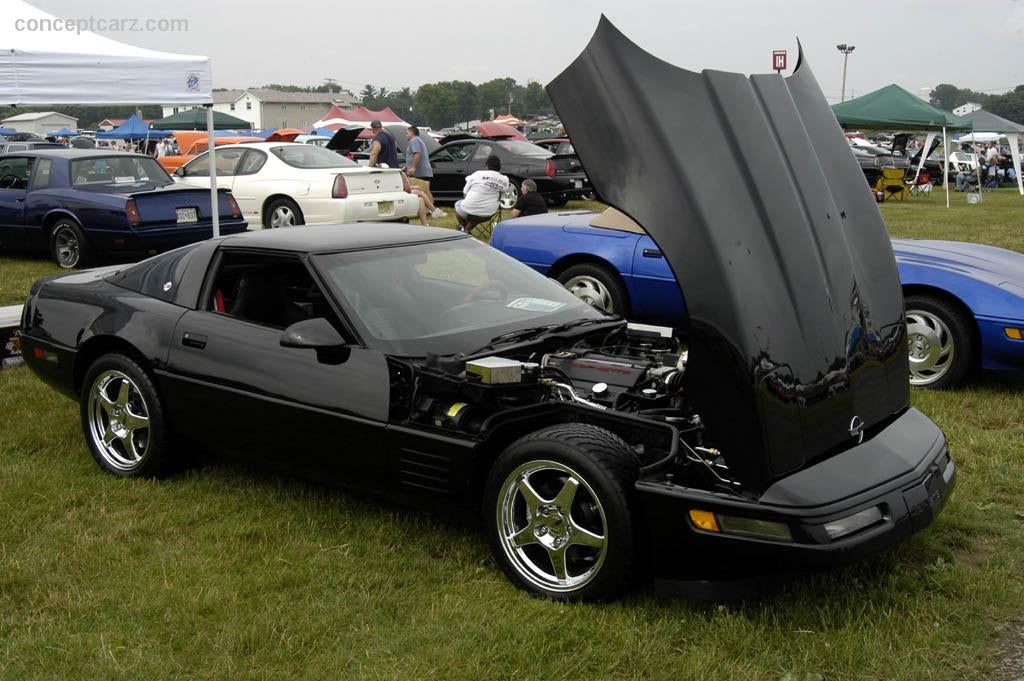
[533,138,575,156]
[174,142,419,228]
[294,134,333,147]
[0,149,246,268]
[156,136,263,173]
[850,143,910,186]
[1,140,65,154]
[429,138,592,209]
[492,209,1024,389]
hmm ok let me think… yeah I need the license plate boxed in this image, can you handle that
[377,201,394,214]
[176,207,198,223]
[574,180,583,189]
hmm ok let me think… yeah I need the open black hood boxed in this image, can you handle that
[547,18,909,490]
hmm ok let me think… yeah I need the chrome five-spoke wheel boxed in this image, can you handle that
[87,370,151,472]
[496,459,608,593]
[270,204,297,228]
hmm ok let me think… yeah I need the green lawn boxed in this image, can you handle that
[1,194,1023,679]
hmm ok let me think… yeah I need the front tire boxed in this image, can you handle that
[484,424,639,601]
[50,219,90,269]
[264,197,304,229]
[80,353,172,477]
[905,293,976,388]
[557,262,629,316]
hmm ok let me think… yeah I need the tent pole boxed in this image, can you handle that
[975,123,983,203]
[942,127,949,208]
[207,105,219,238]
[1008,132,1024,196]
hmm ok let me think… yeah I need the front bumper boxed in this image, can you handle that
[977,314,1024,371]
[634,407,955,580]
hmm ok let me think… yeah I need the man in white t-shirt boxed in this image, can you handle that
[455,154,509,232]
[985,143,999,163]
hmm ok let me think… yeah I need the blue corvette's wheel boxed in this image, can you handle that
[557,263,629,317]
[905,294,975,388]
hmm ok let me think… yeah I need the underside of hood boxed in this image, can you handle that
[547,17,909,491]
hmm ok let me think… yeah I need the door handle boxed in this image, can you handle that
[181,332,207,349]
[642,248,663,258]
[15,197,24,202]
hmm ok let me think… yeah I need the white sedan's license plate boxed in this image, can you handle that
[377,201,394,214]
[176,207,198,223]
[574,180,583,189]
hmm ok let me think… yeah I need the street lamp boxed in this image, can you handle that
[836,44,855,103]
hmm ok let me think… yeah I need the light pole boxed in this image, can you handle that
[836,44,855,102]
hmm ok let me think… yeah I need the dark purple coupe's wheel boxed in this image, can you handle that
[50,219,90,269]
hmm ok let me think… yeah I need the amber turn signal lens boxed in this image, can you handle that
[1005,328,1023,340]
[688,509,720,532]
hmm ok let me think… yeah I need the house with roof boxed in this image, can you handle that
[1,111,78,136]
[161,88,358,130]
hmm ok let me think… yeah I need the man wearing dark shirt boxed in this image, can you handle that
[367,119,399,168]
[510,179,548,217]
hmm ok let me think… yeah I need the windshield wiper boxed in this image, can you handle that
[462,316,623,357]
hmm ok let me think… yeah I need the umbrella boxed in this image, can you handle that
[47,127,79,137]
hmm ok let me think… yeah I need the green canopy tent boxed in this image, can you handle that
[150,108,251,130]
[832,84,971,207]
[960,109,1024,196]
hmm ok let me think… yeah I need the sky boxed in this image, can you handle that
[23,0,1024,104]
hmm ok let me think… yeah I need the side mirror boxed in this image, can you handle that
[280,317,346,349]
[173,166,184,177]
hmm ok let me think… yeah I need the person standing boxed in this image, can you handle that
[403,126,445,219]
[367,119,399,169]
[510,179,548,218]
[455,154,509,232]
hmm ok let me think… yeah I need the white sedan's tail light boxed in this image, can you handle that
[332,175,348,199]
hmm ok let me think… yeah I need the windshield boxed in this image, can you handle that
[495,140,552,158]
[71,156,173,191]
[313,237,605,356]
[270,144,357,168]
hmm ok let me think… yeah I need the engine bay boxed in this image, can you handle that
[401,322,744,496]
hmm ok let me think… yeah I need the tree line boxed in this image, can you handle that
[930,84,1024,124]
[358,78,555,129]
[0,105,163,130]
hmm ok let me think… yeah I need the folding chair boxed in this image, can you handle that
[466,209,502,242]
[906,171,932,197]
[874,167,908,201]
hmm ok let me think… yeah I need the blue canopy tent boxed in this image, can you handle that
[0,126,16,135]
[96,114,169,141]
[47,127,78,137]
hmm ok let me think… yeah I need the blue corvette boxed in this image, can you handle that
[0,149,247,268]
[492,209,1024,388]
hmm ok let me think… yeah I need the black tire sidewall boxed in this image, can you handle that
[264,198,304,228]
[50,219,88,269]
[557,262,630,317]
[904,293,975,389]
[79,353,170,478]
[484,424,637,601]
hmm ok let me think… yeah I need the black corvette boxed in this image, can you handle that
[19,20,954,601]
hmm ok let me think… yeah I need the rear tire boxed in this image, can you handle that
[499,180,520,211]
[904,293,976,388]
[264,197,304,229]
[484,424,639,601]
[557,262,629,316]
[80,353,172,478]
[50,219,90,269]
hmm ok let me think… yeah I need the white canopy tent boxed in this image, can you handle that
[0,0,224,235]
[959,109,1024,196]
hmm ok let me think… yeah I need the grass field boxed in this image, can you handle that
[1,192,1023,679]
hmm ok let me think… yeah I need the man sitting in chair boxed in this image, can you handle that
[455,154,509,233]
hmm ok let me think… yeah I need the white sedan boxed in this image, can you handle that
[174,142,419,228]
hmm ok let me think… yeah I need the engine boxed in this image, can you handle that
[401,322,741,494]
